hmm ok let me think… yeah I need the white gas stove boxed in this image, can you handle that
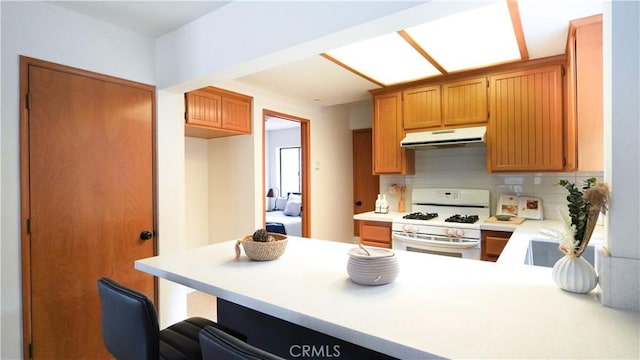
[392,188,490,259]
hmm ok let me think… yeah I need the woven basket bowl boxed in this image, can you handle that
[237,233,288,261]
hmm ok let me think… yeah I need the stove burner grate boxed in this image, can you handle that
[402,212,439,221]
[445,214,479,224]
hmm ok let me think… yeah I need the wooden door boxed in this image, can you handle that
[403,85,441,129]
[20,57,156,359]
[352,129,379,235]
[487,65,564,172]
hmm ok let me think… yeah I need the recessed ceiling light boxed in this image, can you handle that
[405,2,521,72]
[323,0,525,85]
[324,33,441,86]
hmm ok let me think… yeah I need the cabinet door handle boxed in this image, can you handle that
[140,231,153,240]
[355,201,362,206]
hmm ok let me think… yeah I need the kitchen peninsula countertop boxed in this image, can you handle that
[135,236,639,359]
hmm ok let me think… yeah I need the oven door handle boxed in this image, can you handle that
[392,232,480,249]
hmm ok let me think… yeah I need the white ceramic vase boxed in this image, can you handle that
[552,255,598,293]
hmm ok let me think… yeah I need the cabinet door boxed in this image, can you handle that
[403,85,441,129]
[575,16,603,171]
[222,96,251,133]
[360,221,391,248]
[443,77,488,126]
[481,230,512,262]
[488,65,564,172]
[373,92,414,174]
[185,89,222,128]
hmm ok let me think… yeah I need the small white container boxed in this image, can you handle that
[347,247,399,285]
[375,194,382,213]
[380,194,389,214]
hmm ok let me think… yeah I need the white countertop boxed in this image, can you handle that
[135,236,639,359]
[353,211,404,222]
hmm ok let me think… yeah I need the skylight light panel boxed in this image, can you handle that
[405,1,521,72]
[325,33,441,86]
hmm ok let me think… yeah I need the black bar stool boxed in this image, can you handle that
[97,277,244,360]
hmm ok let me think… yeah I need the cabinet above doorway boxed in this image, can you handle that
[185,86,253,139]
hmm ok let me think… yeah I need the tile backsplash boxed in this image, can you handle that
[380,145,603,220]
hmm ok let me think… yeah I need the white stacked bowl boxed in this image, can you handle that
[347,247,399,286]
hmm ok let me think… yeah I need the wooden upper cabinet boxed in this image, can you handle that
[185,86,252,139]
[442,77,488,126]
[402,77,487,131]
[185,89,222,128]
[372,92,414,175]
[487,65,564,172]
[221,96,251,133]
[565,15,603,172]
[403,85,442,129]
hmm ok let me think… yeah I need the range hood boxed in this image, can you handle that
[400,126,486,148]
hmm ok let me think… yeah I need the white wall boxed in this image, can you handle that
[310,105,355,242]
[348,100,374,130]
[185,138,210,248]
[155,89,191,327]
[207,133,257,243]
[0,2,155,358]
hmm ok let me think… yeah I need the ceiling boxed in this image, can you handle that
[50,1,230,36]
[50,1,603,108]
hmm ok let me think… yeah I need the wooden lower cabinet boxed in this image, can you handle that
[359,221,392,249]
[481,230,513,262]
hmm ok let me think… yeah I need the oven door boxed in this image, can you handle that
[392,232,481,260]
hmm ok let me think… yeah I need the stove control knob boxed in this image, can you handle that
[402,225,418,233]
[445,228,464,239]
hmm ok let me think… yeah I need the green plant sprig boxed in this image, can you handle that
[558,177,597,245]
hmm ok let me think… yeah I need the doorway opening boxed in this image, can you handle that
[263,109,310,237]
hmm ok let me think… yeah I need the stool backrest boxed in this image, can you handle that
[97,277,159,360]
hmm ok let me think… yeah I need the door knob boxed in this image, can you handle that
[140,231,153,240]
[355,201,362,206]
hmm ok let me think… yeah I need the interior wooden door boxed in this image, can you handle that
[352,129,379,236]
[21,57,156,359]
